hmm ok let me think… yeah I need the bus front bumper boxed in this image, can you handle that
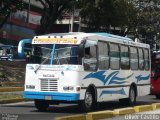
[23,91,80,101]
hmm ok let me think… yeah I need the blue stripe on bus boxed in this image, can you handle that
[83,71,133,85]
[136,74,150,83]
[23,91,80,101]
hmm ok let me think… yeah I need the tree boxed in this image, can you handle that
[79,0,101,32]
[35,0,74,35]
[113,0,137,36]
[79,0,137,34]
[131,0,160,49]
[0,0,25,29]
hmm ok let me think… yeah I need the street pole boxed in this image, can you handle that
[27,0,31,23]
[70,7,74,32]
[78,17,81,32]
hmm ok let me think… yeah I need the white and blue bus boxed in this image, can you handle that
[23,32,151,112]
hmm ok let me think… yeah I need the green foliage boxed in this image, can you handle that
[1,0,160,49]
[79,0,136,33]
[131,0,160,49]
[0,0,25,15]
[0,0,26,28]
[79,0,160,49]
[0,72,6,78]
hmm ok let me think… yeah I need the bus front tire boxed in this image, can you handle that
[119,86,136,106]
[34,100,49,111]
[79,90,95,112]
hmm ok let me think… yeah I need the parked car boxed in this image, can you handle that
[0,45,17,61]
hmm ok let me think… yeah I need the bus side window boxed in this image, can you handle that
[120,45,130,69]
[144,49,150,70]
[130,47,138,70]
[138,48,144,70]
[110,43,120,70]
[84,46,97,71]
[98,42,109,70]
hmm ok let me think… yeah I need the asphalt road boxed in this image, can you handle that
[0,95,159,120]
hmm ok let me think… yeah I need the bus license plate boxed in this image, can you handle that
[45,96,52,100]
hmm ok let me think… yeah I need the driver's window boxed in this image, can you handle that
[84,46,97,71]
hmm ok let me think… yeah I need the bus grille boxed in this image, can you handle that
[40,79,58,91]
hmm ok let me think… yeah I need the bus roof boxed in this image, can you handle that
[32,32,149,48]
[32,32,131,43]
[92,32,133,41]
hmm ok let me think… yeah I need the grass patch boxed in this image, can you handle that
[0,94,23,100]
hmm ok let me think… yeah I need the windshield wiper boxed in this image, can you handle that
[34,52,52,73]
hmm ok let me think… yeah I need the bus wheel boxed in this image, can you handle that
[79,90,95,112]
[119,86,136,106]
[156,94,160,99]
[127,86,136,106]
[34,100,49,111]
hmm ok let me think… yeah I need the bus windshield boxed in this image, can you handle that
[31,44,79,65]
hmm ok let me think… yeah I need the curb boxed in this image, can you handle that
[55,114,86,120]
[55,103,160,120]
[152,103,160,110]
[134,105,153,113]
[0,98,25,104]
[86,110,114,120]
[0,87,24,92]
[113,107,135,116]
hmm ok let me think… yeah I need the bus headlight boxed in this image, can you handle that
[26,85,35,89]
[63,86,74,91]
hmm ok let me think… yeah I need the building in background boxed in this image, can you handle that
[0,0,80,46]
[0,0,42,45]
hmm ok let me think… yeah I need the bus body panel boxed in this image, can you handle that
[24,64,150,102]
[24,64,82,101]
[79,70,150,102]
[22,32,151,108]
